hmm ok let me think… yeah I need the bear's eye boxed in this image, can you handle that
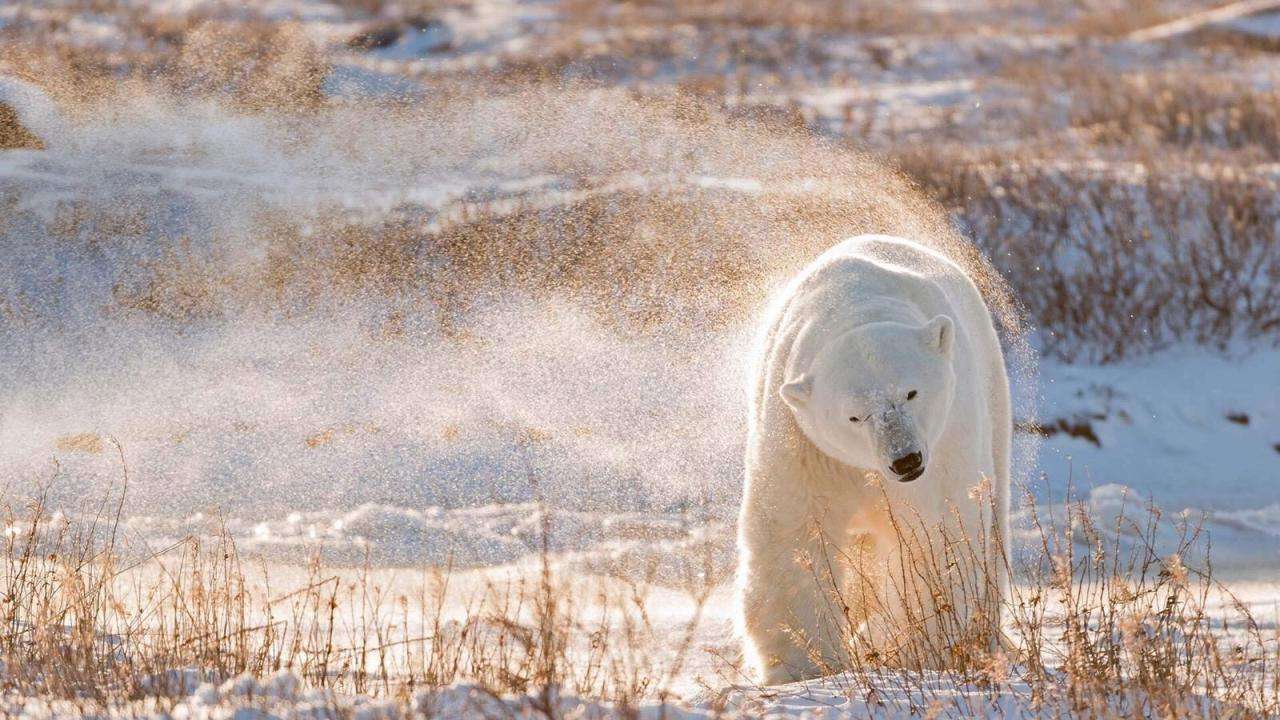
[848,416,861,423]
[907,390,918,400]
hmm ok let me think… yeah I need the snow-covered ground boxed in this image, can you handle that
[1034,351,1280,578]
[0,666,1238,718]
[2,0,1279,715]
[1,94,1276,715]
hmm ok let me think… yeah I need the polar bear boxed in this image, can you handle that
[736,234,1011,684]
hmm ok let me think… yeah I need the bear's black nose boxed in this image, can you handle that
[891,452,923,476]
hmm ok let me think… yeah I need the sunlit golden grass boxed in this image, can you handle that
[0,485,715,715]
[106,186,931,332]
[895,146,1280,362]
[3,462,1276,717]
[783,479,1280,717]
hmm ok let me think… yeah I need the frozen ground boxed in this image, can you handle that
[1034,350,1280,578]
[1,0,1279,715]
[0,666,1245,718]
[1,90,1276,714]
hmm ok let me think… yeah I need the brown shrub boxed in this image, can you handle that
[1070,73,1280,157]
[1068,0,1168,37]
[103,175,972,337]
[620,0,918,33]
[898,147,1280,362]
[0,102,44,149]
[172,20,330,112]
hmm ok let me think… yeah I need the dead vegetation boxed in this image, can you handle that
[775,478,1280,717]
[2,476,1276,717]
[172,21,329,112]
[98,149,1280,364]
[0,103,44,150]
[899,149,1280,361]
[1000,59,1280,159]
[0,476,717,716]
[879,41,1280,362]
[1070,73,1280,154]
[1067,0,1171,37]
[0,5,328,115]
[103,190,846,329]
[609,0,920,33]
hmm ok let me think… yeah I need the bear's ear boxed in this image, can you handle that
[923,315,954,357]
[779,375,813,409]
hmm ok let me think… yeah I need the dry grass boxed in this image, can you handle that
[1069,73,1280,155]
[999,59,1280,159]
[1067,0,1170,37]
[779,478,1280,717]
[171,20,329,113]
[78,132,1279,363]
[0,5,327,115]
[0,103,44,150]
[882,48,1280,362]
[895,146,1280,362]
[2,468,1276,717]
[103,179,947,331]
[610,0,920,33]
[0,477,716,715]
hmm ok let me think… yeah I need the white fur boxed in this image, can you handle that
[736,235,1011,684]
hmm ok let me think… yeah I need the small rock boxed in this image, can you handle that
[348,22,403,50]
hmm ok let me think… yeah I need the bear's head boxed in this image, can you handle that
[779,316,956,483]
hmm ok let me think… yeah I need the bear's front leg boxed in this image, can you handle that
[737,501,862,684]
[856,507,1001,671]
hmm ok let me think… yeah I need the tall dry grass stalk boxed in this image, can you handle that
[0,459,716,716]
[2,454,1277,717]
[760,477,1280,717]
[896,148,1280,362]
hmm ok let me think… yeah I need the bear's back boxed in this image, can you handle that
[806,235,992,339]
[781,235,967,340]
[810,235,971,296]
[751,234,999,430]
